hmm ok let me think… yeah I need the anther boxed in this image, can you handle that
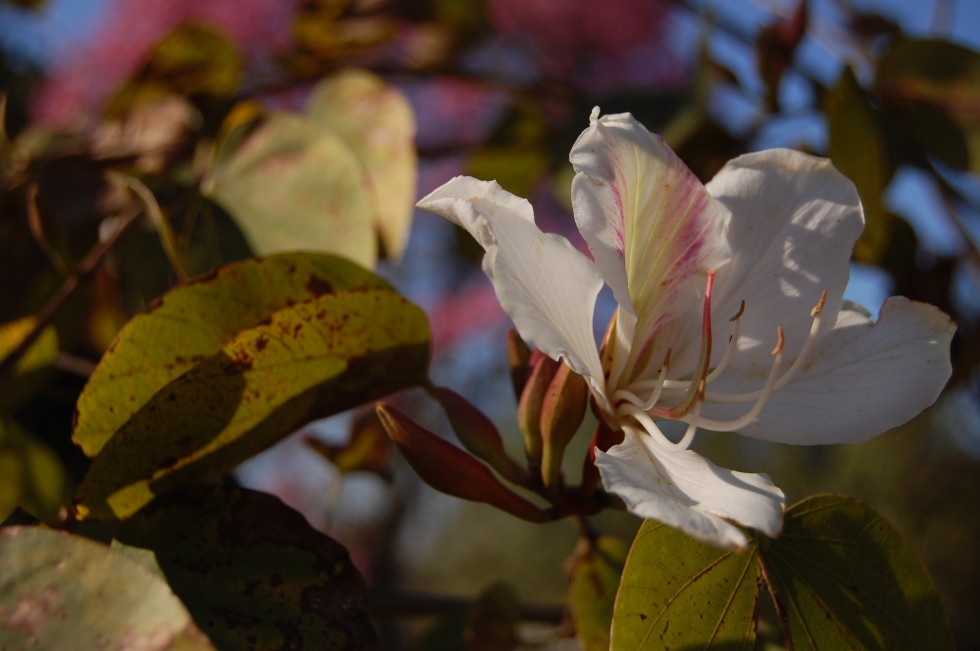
[730,299,746,322]
[771,326,785,356]
[811,290,827,317]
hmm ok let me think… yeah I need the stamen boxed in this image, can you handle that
[688,327,785,432]
[705,299,746,384]
[612,349,671,410]
[622,403,698,450]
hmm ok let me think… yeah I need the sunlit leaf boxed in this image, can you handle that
[611,520,759,650]
[0,526,214,650]
[106,23,244,116]
[117,484,380,651]
[568,535,627,651]
[0,418,68,522]
[306,69,417,259]
[827,66,893,263]
[75,253,388,457]
[0,317,57,412]
[759,495,954,651]
[874,38,980,172]
[204,112,378,266]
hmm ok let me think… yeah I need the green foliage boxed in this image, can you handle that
[568,535,627,651]
[118,484,380,651]
[74,253,429,519]
[0,526,215,649]
[0,317,57,411]
[0,418,67,522]
[612,495,954,650]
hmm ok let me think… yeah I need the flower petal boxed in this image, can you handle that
[570,109,731,379]
[702,149,865,381]
[417,176,605,387]
[595,428,785,549]
[701,297,955,444]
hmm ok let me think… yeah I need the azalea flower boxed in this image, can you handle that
[417,108,955,549]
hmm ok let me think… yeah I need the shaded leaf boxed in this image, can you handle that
[568,535,627,651]
[76,288,428,520]
[74,252,394,457]
[874,38,980,172]
[204,112,378,266]
[0,317,57,412]
[0,526,214,650]
[611,520,759,650]
[827,66,893,263]
[306,69,417,259]
[0,418,68,522]
[117,484,379,651]
[759,494,953,651]
[107,23,243,116]
[464,583,520,651]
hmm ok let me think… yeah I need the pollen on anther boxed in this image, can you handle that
[811,291,828,317]
[771,326,785,356]
[730,299,746,322]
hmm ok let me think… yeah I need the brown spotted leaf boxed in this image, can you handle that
[117,484,379,651]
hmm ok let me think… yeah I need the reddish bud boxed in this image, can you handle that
[516,351,560,467]
[540,363,589,490]
[435,387,526,484]
[376,403,548,523]
[580,420,625,498]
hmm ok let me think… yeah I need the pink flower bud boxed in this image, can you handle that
[435,387,526,484]
[516,351,560,467]
[540,363,588,490]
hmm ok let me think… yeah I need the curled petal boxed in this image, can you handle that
[595,429,784,549]
[571,110,731,381]
[702,297,955,444]
[702,149,864,378]
[417,177,605,388]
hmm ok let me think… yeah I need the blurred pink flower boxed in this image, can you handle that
[33,0,299,127]
[487,0,684,93]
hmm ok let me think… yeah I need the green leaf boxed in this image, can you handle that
[73,253,429,519]
[117,484,380,651]
[874,38,980,172]
[0,418,68,522]
[827,67,893,263]
[0,317,58,412]
[611,520,759,650]
[759,495,954,651]
[204,111,378,267]
[0,526,214,650]
[306,69,417,259]
[569,535,627,651]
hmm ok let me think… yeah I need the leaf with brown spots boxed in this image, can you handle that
[117,485,379,651]
[74,252,399,458]
[75,280,428,520]
[0,526,215,650]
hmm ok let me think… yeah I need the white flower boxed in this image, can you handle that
[417,108,955,549]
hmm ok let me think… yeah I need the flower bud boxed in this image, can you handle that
[506,330,532,400]
[540,363,589,490]
[435,387,526,484]
[376,403,548,523]
[516,351,559,468]
[580,420,625,498]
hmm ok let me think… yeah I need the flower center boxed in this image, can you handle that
[610,272,828,450]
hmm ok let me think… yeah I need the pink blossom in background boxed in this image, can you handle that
[487,0,685,93]
[32,0,300,127]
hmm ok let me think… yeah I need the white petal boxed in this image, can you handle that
[570,110,731,379]
[417,177,605,386]
[703,149,864,380]
[595,428,785,549]
[702,297,955,444]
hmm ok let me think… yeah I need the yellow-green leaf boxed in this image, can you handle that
[0,418,68,522]
[204,112,378,266]
[828,67,893,263]
[0,526,214,650]
[306,69,417,259]
[117,485,380,651]
[75,284,428,519]
[0,317,57,411]
[611,520,759,650]
[74,252,390,458]
[759,495,954,651]
[569,535,627,651]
